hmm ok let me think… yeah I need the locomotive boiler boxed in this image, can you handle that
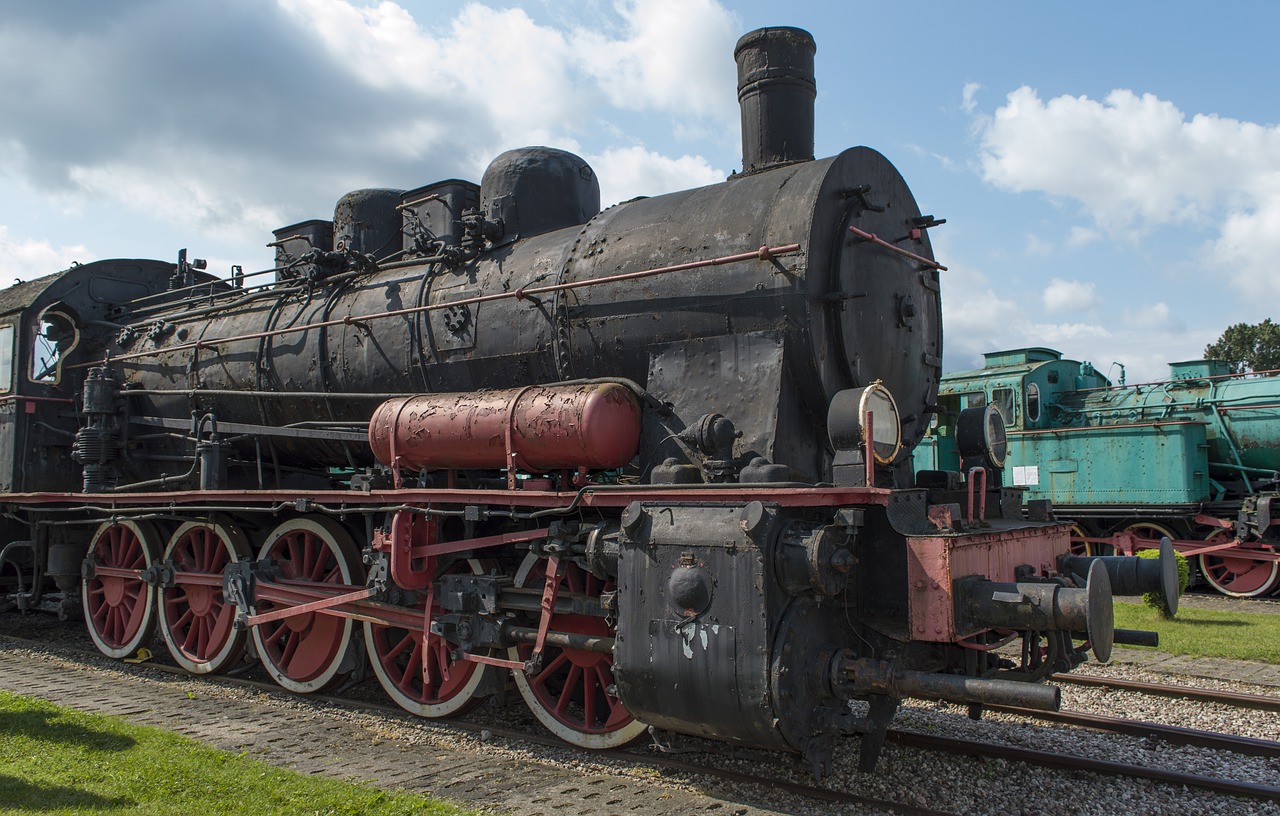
[0,27,1175,777]
[915,347,1280,597]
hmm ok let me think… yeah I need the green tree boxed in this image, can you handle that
[1205,319,1280,373]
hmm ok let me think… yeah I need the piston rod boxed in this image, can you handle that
[833,654,1061,711]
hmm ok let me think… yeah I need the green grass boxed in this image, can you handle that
[0,690,480,816]
[1114,601,1280,664]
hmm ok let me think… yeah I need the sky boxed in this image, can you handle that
[1,0,1277,384]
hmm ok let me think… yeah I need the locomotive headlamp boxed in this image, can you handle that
[827,381,902,465]
[956,404,1008,470]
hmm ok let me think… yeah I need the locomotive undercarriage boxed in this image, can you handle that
[0,469,1162,777]
[1065,501,1280,598]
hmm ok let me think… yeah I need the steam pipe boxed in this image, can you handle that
[92,243,804,368]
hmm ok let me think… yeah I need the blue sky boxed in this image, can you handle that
[1,1,1276,383]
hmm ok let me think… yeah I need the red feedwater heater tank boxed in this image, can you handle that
[368,383,642,473]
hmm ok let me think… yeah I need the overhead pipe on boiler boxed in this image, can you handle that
[92,243,804,368]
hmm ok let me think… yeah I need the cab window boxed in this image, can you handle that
[1026,383,1041,424]
[29,311,79,385]
[992,387,1015,427]
[0,325,13,393]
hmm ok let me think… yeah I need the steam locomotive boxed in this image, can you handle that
[0,28,1175,776]
[915,348,1280,597]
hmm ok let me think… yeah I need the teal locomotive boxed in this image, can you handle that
[914,348,1280,597]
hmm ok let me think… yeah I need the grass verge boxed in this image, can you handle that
[0,689,479,816]
[1113,601,1280,664]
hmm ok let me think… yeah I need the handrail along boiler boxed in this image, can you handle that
[0,27,1174,776]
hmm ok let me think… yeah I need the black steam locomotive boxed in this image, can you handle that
[0,28,1175,776]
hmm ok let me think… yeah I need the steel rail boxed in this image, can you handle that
[889,730,1280,803]
[94,242,804,367]
[1052,672,1280,713]
[988,704,1280,758]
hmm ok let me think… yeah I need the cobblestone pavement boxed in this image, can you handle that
[0,643,804,816]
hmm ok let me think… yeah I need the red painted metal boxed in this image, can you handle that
[159,523,244,672]
[244,587,374,627]
[1194,513,1234,530]
[533,555,563,663]
[967,467,987,523]
[907,523,1072,642]
[864,411,875,485]
[513,558,636,738]
[387,512,436,590]
[847,225,947,271]
[368,383,642,474]
[84,523,152,654]
[421,581,437,690]
[464,653,526,670]
[411,526,551,559]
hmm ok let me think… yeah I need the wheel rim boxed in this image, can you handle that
[158,520,248,674]
[509,553,646,749]
[84,520,159,659]
[365,558,490,717]
[1199,529,1280,598]
[251,517,363,693]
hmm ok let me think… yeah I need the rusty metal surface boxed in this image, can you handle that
[368,383,641,472]
[905,523,1072,641]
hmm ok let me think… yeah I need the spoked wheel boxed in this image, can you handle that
[1120,522,1176,557]
[1068,523,1113,556]
[509,553,647,749]
[158,519,249,674]
[1199,528,1280,598]
[251,517,364,693]
[83,520,160,659]
[364,558,492,717]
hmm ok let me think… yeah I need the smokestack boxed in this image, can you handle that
[734,27,816,175]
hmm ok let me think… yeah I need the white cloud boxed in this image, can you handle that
[1042,277,1101,313]
[572,0,739,121]
[937,262,1023,369]
[961,82,981,114]
[939,250,1208,383]
[974,85,1280,301]
[1024,234,1053,257]
[1122,301,1184,333]
[0,0,744,260]
[0,225,93,282]
[1066,225,1100,247]
[587,146,726,207]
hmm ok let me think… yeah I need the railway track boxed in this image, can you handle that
[889,730,1280,803]
[4,622,1280,811]
[1055,672,1280,712]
